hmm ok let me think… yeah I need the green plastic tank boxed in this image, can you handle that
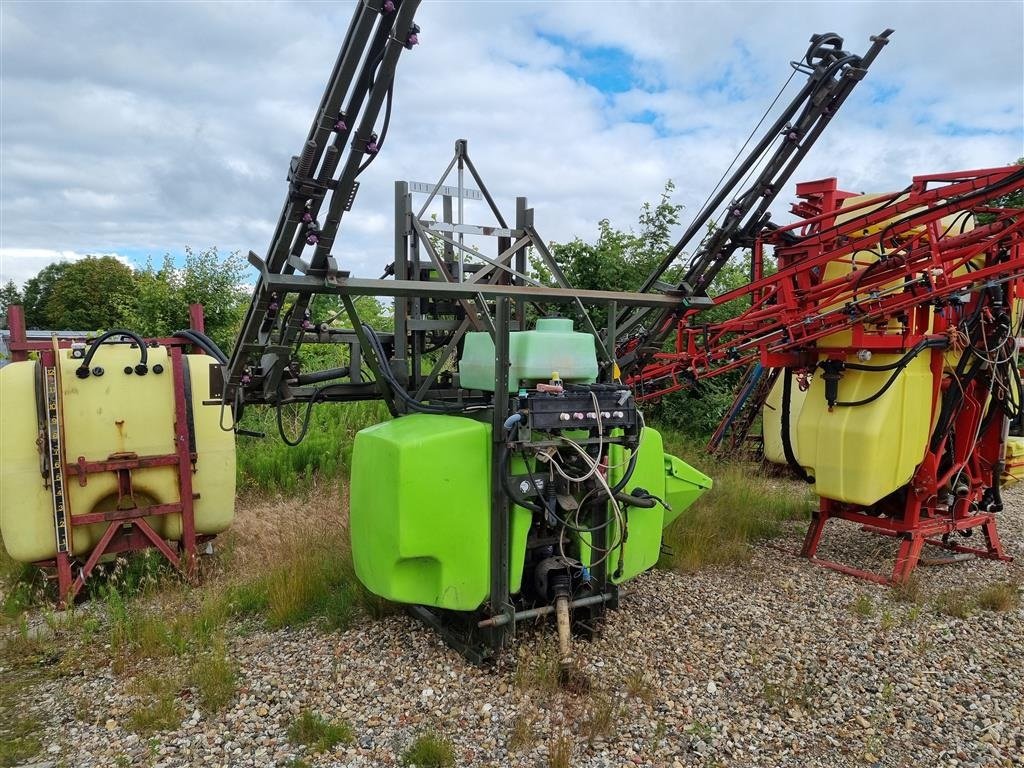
[349,414,532,611]
[459,318,599,392]
[350,413,712,610]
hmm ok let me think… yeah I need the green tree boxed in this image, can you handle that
[123,247,249,352]
[43,256,136,330]
[21,260,71,329]
[532,181,757,437]
[0,279,23,330]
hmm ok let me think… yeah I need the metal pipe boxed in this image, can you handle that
[476,591,620,628]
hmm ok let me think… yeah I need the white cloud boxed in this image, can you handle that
[0,0,1020,293]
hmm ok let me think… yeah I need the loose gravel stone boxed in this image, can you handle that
[6,487,1023,768]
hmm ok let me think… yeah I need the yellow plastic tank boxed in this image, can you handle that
[1003,436,1024,487]
[0,345,235,563]
[759,195,971,504]
[762,373,807,466]
[793,353,933,506]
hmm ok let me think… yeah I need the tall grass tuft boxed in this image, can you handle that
[236,401,388,494]
[658,433,814,571]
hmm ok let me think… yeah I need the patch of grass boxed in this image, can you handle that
[547,733,572,768]
[224,531,387,632]
[977,581,1020,612]
[879,609,897,630]
[890,575,922,604]
[851,594,875,617]
[581,695,618,744]
[0,549,48,620]
[190,640,237,713]
[237,401,388,494]
[508,713,537,752]
[658,438,813,571]
[128,673,184,734]
[86,550,171,602]
[934,588,973,619]
[400,731,455,768]
[0,709,42,766]
[288,710,355,753]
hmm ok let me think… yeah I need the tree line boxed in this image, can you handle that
[0,247,249,352]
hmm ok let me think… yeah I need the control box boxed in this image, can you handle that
[524,387,637,432]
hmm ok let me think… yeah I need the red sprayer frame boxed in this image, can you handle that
[631,167,1024,583]
[5,304,210,605]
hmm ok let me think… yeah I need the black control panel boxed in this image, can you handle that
[524,387,638,432]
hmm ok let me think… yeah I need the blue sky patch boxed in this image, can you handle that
[537,31,643,94]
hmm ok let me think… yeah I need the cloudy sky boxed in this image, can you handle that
[1,0,1022,288]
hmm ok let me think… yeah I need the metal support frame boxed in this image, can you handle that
[637,168,1024,586]
[6,304,210,606]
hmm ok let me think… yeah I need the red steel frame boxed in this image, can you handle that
[6,304,210,605]
[633,167,1024,583]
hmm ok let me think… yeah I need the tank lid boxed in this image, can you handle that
[534,317,574,333]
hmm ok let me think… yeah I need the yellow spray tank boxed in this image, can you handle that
[0,343,235,563]
[762,196,973,506]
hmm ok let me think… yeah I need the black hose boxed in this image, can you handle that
[362,324,474,414]
[172,329,228,364]
[610,443,640,494]
[834,339,948,407]
[79,329,148,376]
[781,368,814,484]
[842,338,947,372]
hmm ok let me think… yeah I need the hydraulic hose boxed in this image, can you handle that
[833,338,949,408]
[781,368,814,484]
[173,329,228,364]
[362,323,474,414]
[78,329,149,378]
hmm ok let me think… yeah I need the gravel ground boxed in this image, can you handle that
[7,489,1023,768]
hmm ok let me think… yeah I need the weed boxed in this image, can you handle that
[509,715,537,752]
[760,676,815,713]
[879,609,897,630]
[686,719,714,741]
[650,719,668,753]
[400,731,456,767]
[288,710,355,753]
[890,575,922,604]
[934,588,973,619]
[581,695,618,744]
[190,641,237,713]
[513,641,562,695]
[626,669,654,703]
[851,594,875,617]
[286,760,312,768]
[657,440,813,571]
[977,581,1020,612]
[548,733,572,768]
[128,674,184,734]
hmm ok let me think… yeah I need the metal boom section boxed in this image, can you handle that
[616,29,893,372]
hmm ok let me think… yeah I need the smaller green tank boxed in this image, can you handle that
[458,318,599,392]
